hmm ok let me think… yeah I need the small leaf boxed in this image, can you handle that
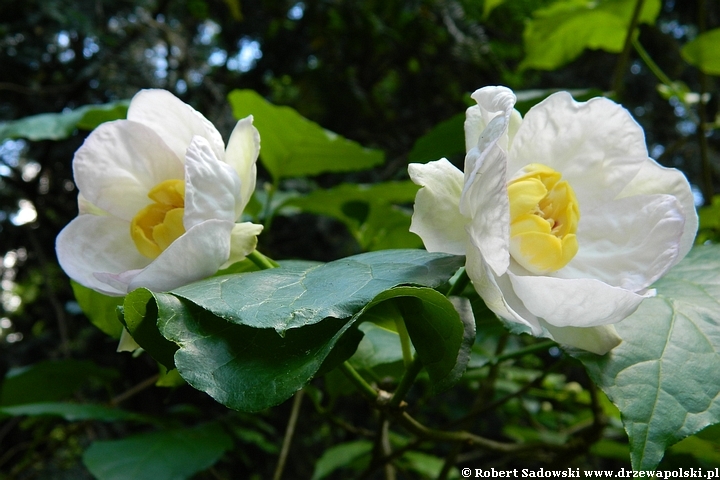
[83,422,232,480]
[227,89,383,180]
[573,245,720,470]
[408,113,465,164]
[122,289,179,370]
[681,28,720,76]
[311,440,373,480]
[72,281,124,338]
[0,100,129,141]
[0,360,117,406]
[521,0,661,71]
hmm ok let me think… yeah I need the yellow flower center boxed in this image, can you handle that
[507,163,579,274]
[130,179,186,259]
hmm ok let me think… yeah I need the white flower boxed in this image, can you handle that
[409,86,697,354]
[56,89,263,296]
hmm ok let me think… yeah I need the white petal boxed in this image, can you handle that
[408,159,467,255]
[464,86,520,152]
[508,93,648,210]
[56,215,148,296]
[618,158,698,264]
[222,222,264,268]
[508,272,651,328]
[127,219,234,292]
[127,89,226,163]
[540,322,621,355]
[224,116,260,209]
[74,120,184,221]
[77,193,107,216]
[117,328,141,352]
[460,116,511,276]
[465,245,542,334]
[559,194,685,291]
[184,136,243,229]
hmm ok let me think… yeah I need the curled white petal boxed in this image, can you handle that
[184,135,242,230]
[73,120,184,221]
[225,116,260,211]
[127,89,226,163]
[508,93,649,210]
[128,219,235,292]
[56,215,148,296]
[408,159,466,255]
[540,323,621,355]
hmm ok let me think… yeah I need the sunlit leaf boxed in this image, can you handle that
[521,0,661,71]
[227,89,383,180]
[311,440,372,480]
[0,100,129,141]
[574,245,720,470]
[83,422,232,480]
[681,28,720,76]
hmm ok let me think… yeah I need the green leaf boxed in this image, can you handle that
[83,422,232,480]
[520,0,661,71]
[573,245,720,470]
[389,287,475,393]
[227,89,384,180]
[0,360,117,406]
[350,317,406,370]
[0,402,151,423]
[172,250,463,333]
[158,297,362,412]
[311,440,373,480]
[0,100,129,141]
[483,0,506,18]
[681,28,720,76]
[72,281,125,338]
[407,113,465,164]
[122,289,180,370]
[399,451,460,479]
[284,182,422,250]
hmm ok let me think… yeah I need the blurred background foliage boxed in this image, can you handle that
[0,0,719,478]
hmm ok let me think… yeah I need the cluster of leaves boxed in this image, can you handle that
[1,0,720,478]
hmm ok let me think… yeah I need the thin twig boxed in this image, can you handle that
[273,389,305,480]
[379,417,396,480]
[611,0,646,97]
[110,373,160,406]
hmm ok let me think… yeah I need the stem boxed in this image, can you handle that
[491,340,555,365]
[379,417,396,480]
[394,316,413,369]
[273,389,304,480]
[247,250,279,270]
[633,38,675,89]
[389,357,423,408]
[339,362,378,401]
[696,0,713,205]
[445,268,469,297]
[110,374,160,406]
[611,0,645,97]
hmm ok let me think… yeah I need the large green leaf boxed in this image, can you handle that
[83,422,232,480]
[311,440,373,480]
[681,28,720,76]
[574,245,720,470]
[284,182,422,250]
[171,250,463,333]
[0,402,151,423]
[407,113,465,164]
[72,281,125,338]
[521,0,661,71]
[0,100,129,141]
[227,89,384,180]
[0,360,117,406]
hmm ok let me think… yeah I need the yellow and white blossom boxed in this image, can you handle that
[56,89,263,295]
[409,86,697,354]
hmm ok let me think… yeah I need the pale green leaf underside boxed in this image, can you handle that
[574,245,720,470]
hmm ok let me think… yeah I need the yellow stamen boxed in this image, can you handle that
[508,163,579,274]
[130,179,186,259]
